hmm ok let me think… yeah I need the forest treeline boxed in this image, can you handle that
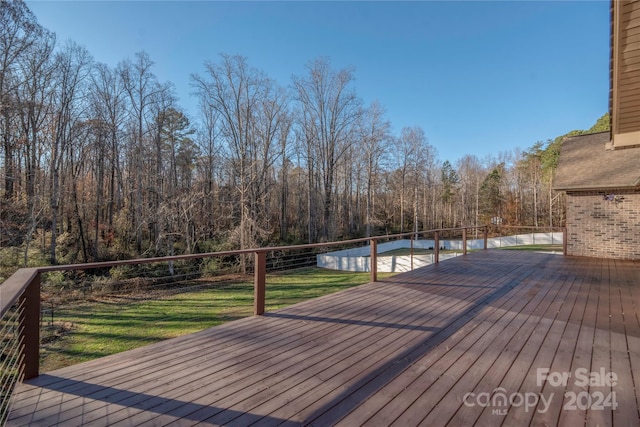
[0,1,609,267]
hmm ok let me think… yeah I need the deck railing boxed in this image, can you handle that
[1,224,532,419]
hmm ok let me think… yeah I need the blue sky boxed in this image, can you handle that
[26,0,610,164]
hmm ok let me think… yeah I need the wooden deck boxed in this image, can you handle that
[7,250,640,426]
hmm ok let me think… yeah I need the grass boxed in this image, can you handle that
[375,245,562,257]
[496,244,563,252]
[40,267,393,372]
[377,248,433,257]
[376,248,459,257]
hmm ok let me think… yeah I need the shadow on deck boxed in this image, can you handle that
[7,250,640,426]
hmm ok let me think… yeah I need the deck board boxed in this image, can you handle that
[556,258,604,427]
[443,257,578,427]
[526,258,585,427]
[610,260,640,427]
[7,250,640,426]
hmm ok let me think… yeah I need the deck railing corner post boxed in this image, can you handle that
[20,270,41,379]
[434,231,440,264]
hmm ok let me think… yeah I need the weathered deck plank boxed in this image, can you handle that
[7,250,640,427]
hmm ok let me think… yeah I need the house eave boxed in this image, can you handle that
[553,184,640,192]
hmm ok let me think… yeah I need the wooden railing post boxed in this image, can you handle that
[370,239,378,282]
[484,226,488,250]
[434,231,440,264]
[254,251,266,315]
[462,228,467,255]
[563,227,568,256]
[20,272,40,379]
[410,234,414,271]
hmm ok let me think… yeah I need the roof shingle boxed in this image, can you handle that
[553,131,640,191]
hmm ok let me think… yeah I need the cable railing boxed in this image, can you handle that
[0,299,24,425]
[3,224,562,423]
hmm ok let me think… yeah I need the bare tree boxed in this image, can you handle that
[293,57,361,241]
[119,51,165,253]
[392,126,428,233]
[192,54,288,259]
[194,97,223,239]
[13,25,55,262]
[49,41,93,263]
[16,28,55,205]
[360,101,390,237]
[90,62,127,254]
[0,0,44,199]
[276,111,293,241]
[456,154,484,235]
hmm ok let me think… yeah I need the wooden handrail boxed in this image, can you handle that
[32,227,486,274]
[1,226,486,317]
[0,268,39,318]
[0,225,489,379]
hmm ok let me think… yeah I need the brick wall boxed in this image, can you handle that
[565,189,640,259]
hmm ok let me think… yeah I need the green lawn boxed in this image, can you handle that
[375,248,462,257]
[376,245,563,256]
[376,248,434,257]
[40,267,392,372]
[496,244,563,252]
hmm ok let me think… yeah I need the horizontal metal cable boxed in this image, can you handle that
[0,299,25,427]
